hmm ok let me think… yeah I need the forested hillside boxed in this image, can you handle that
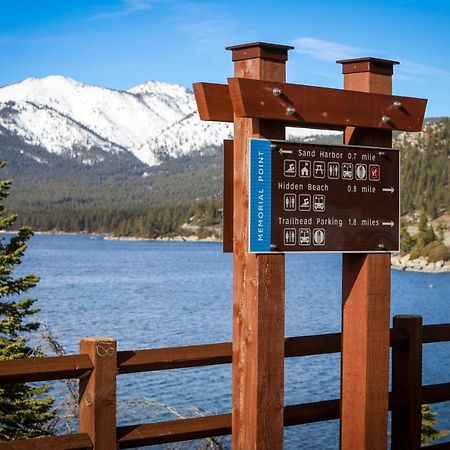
[2,118,449,239]
[398,118,449,218]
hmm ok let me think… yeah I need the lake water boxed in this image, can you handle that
[17,234,450,449]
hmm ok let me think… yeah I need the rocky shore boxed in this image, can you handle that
[391,254,450,273]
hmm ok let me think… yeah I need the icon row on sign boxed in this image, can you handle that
[284,194,325,212]
[283,228,325,246]
[284,160,380,181]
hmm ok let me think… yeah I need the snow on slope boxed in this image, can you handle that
[128,80,193,117]
[147,114,340,159]
[0,76,196,165]
[0,101,125,158]
[148,111,232,158]
[0,76,338,166]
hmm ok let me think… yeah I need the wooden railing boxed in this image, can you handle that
[1,315,450,449]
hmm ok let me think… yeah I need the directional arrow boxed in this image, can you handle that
[382,221,395,227]
[279,148,293,156]
[382,187,395,194]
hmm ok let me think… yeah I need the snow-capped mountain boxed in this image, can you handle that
[0,76,337,167]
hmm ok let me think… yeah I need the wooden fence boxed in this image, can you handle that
[0,315,449,449]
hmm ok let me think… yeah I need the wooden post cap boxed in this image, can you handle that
[337,57,399,75]
[226,42,293,62]
[81,337,116,342]
[393,314,422,322]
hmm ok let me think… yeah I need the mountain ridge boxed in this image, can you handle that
[0,75,338,167]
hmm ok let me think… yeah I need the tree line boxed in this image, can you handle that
[13,200,222,239]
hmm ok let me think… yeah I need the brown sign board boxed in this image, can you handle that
[249,139,400,253]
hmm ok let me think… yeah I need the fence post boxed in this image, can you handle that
[338,57,398,450]
[79,337,117,450]
[391,315,423,450]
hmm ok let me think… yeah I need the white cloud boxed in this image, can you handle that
[397,60,450,82]
[293,37,450,84]
[293,37,368,62]
[168,2,238,49]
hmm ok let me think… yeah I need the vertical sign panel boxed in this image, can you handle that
[249,139,272,252]
[223,140,234,253]
[249,138,400,253]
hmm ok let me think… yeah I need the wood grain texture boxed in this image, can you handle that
[7,382,450,450]
[0,324,412,384]
[343,67,394,148]
[230,44,287,450]
[117,413,231,448]
[0,434,92,450]
[341,253,391,449]
[192,81,338,131]
[117,400,340,448]
[117,342,231,373]
[192,82,234,122]
[79,338,117,450]
[391,315,422,450]
[227,77,426,131]
[339,57,396,450]
[0,354,92,384]
[192,78,426,133]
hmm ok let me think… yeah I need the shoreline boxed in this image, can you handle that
[104,234,220,243]
[0,230,222,243]
[0,230,221,243]
[2,230,449,273]
[391,254,450,274]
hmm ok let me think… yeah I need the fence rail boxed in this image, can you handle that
[1,318,449,449]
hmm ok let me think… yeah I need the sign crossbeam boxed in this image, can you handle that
[193,79,426,132]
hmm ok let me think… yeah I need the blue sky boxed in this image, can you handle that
[1,0,449,117]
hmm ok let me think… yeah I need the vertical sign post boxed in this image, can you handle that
[226,42,292,450]
[338,57,398,450]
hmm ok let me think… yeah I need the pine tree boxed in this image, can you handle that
[422,404,449,445]
[400,222,415,254]
[0,161,56,439]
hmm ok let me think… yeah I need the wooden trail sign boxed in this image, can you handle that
[249,139,400,253]
[194,41,426,450]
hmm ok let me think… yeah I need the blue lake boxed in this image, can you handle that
[18,234,450,449]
